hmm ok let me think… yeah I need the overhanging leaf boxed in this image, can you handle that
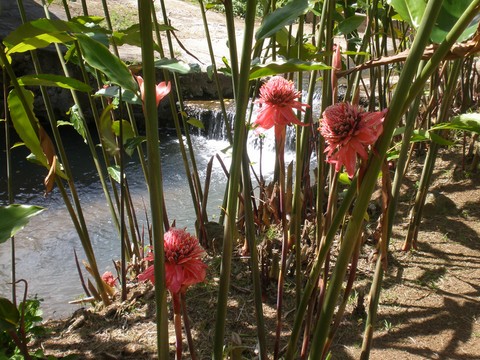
[4,18,75,54]
[430,0,479,43]
[337,14,366,35]
[76,34,138,92]
[249,59,330,79]
[431,113,480,134]
[255,0,309,41]
[388,0,478,43]
[387,0,427,29]
[154,58,197,74]
[112,23,166,53]
[16,74,92,92]
[0,205,45,244]
[8,88,48,167]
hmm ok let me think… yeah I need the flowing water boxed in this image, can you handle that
[0,114,298,318]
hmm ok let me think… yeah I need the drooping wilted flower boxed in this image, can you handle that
[138,227,207,294]
[254,76,309,142]
[319,102,386,177]
[135,75,171,108]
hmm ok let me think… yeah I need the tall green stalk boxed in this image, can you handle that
[17,0,112,305]
[241,148,267,360]
[2,68,16,306]
[138,0,168,358]
[308,0,445,357]
[213,0,257,358]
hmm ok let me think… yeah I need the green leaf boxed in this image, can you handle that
[112,23,168,52]
[338,172,352,185]
[430,0,478,43]
[255,0,309,41]
[337,14,366,35]
[154,58,198,74]
[124,136,146,156]
[187,118,205,129]
[431,113,480,134]
[3,19,74,54]
[107,165,121,183]
[76,34,138,92]
[387,0,427,29]
[274,27,318,60]
[428,132,454,146]
[0,297,20,331]
[7,89,48,167]
[99,104,119,156]
[67,105,88,142]
[16,74,92,92]
[249,59,330,79]
[388,0,477,43]
[0,205,45,244]
[411,129,454,145]
[95,85,141,105]
[112,120,135,143]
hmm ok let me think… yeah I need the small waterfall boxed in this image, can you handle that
[184,100,236,141]
[184,99,307,151]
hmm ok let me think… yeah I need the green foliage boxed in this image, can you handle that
[0,205,45,245]
[75,34,138,92]
[249,59,329,79]
[388,0,477,42]
[431,113,480,134]
[0,297,51,359]
[255,0,309,41]
[15,74,92,93]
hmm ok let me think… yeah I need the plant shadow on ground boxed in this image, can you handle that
[32,152,480,359]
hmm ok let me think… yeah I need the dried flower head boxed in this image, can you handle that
[320,102,386,177]
[138,227,207,294]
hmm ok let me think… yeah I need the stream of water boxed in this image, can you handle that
[0,122,293,319]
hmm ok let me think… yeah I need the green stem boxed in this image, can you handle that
[241,147,267,360]
[274,132,287,360]
[308,0,445,357]
[138,1,168,358]
[213,0,257,358]
[3,66,16,306]
[284,178,357,359]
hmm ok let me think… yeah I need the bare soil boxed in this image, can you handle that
[11,1,480,359]
[30,148,480,360]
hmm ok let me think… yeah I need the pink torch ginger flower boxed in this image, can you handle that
[135,75,171,108]
[254,76,309,141]
[320,102,386,177]
[138,227,207,294]
[101,271,116,287]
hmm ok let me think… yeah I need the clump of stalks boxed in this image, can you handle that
[2,0,480,359]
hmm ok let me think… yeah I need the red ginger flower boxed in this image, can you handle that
[135,75,171,108]
[101,271,116,287]
[254,76,309,141]
[320,102,386,178]
[138,227,207,294]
